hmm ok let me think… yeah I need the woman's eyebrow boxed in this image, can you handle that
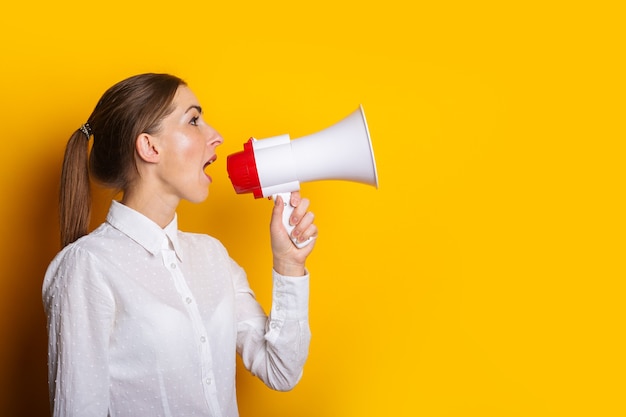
[185,105,203,114]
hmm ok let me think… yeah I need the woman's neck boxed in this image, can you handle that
[121,188,178,228]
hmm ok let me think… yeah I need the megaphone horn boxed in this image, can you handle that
[227,105,379,247]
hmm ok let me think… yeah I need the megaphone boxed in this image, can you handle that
[227,105,378,247]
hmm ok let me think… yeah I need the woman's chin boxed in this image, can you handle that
[186,186,210,204]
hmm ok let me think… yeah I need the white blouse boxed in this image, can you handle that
[42,201,311,417]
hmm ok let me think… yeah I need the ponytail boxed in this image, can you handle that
[59,129,91,247]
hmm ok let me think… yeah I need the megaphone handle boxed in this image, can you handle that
[273,192,315,248]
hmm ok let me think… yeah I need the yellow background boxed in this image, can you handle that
[1,1,624,416]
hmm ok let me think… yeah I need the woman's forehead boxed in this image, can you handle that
[173,85,200,108]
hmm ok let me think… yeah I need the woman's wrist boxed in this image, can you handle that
[273,258,306,277]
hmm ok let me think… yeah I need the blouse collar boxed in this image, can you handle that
[106,200,183,262]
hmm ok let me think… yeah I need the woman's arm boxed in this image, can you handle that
[234,192,317,390]
[43,247,114,416]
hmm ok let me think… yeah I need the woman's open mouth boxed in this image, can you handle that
[203,155,217,181]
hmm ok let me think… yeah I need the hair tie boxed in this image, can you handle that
[79,123,92,139]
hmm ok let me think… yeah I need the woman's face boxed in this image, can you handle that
[151,85,224,204]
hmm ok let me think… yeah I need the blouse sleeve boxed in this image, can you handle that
[230,257,312,391]
[42,246,115,416]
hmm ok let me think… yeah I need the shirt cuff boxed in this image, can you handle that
[270,269,310,320]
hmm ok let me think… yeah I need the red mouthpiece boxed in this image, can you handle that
[226,139,264,198]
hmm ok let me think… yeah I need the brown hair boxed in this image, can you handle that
[59,73,186,247]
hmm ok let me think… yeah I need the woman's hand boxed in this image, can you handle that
[270,192,318,276]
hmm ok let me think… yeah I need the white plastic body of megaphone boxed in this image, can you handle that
[227,105,378,247]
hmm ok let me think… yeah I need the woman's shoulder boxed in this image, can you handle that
[44,222,123,276]
[49,223,111,263]
[42,225,114,303]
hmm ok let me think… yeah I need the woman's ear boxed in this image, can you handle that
[135,133,160,163]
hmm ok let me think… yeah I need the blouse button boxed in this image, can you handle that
[206,378,212,385]
[186,297,192,304]
[200,336,207,343]
[170,263,177,269]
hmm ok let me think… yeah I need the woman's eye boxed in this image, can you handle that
[190,116,200,126]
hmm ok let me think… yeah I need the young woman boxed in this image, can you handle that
[42,73,318,417]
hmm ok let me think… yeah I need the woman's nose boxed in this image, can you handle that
[206,127,224,147]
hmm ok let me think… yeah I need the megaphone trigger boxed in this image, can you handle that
[273,192,316,248]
